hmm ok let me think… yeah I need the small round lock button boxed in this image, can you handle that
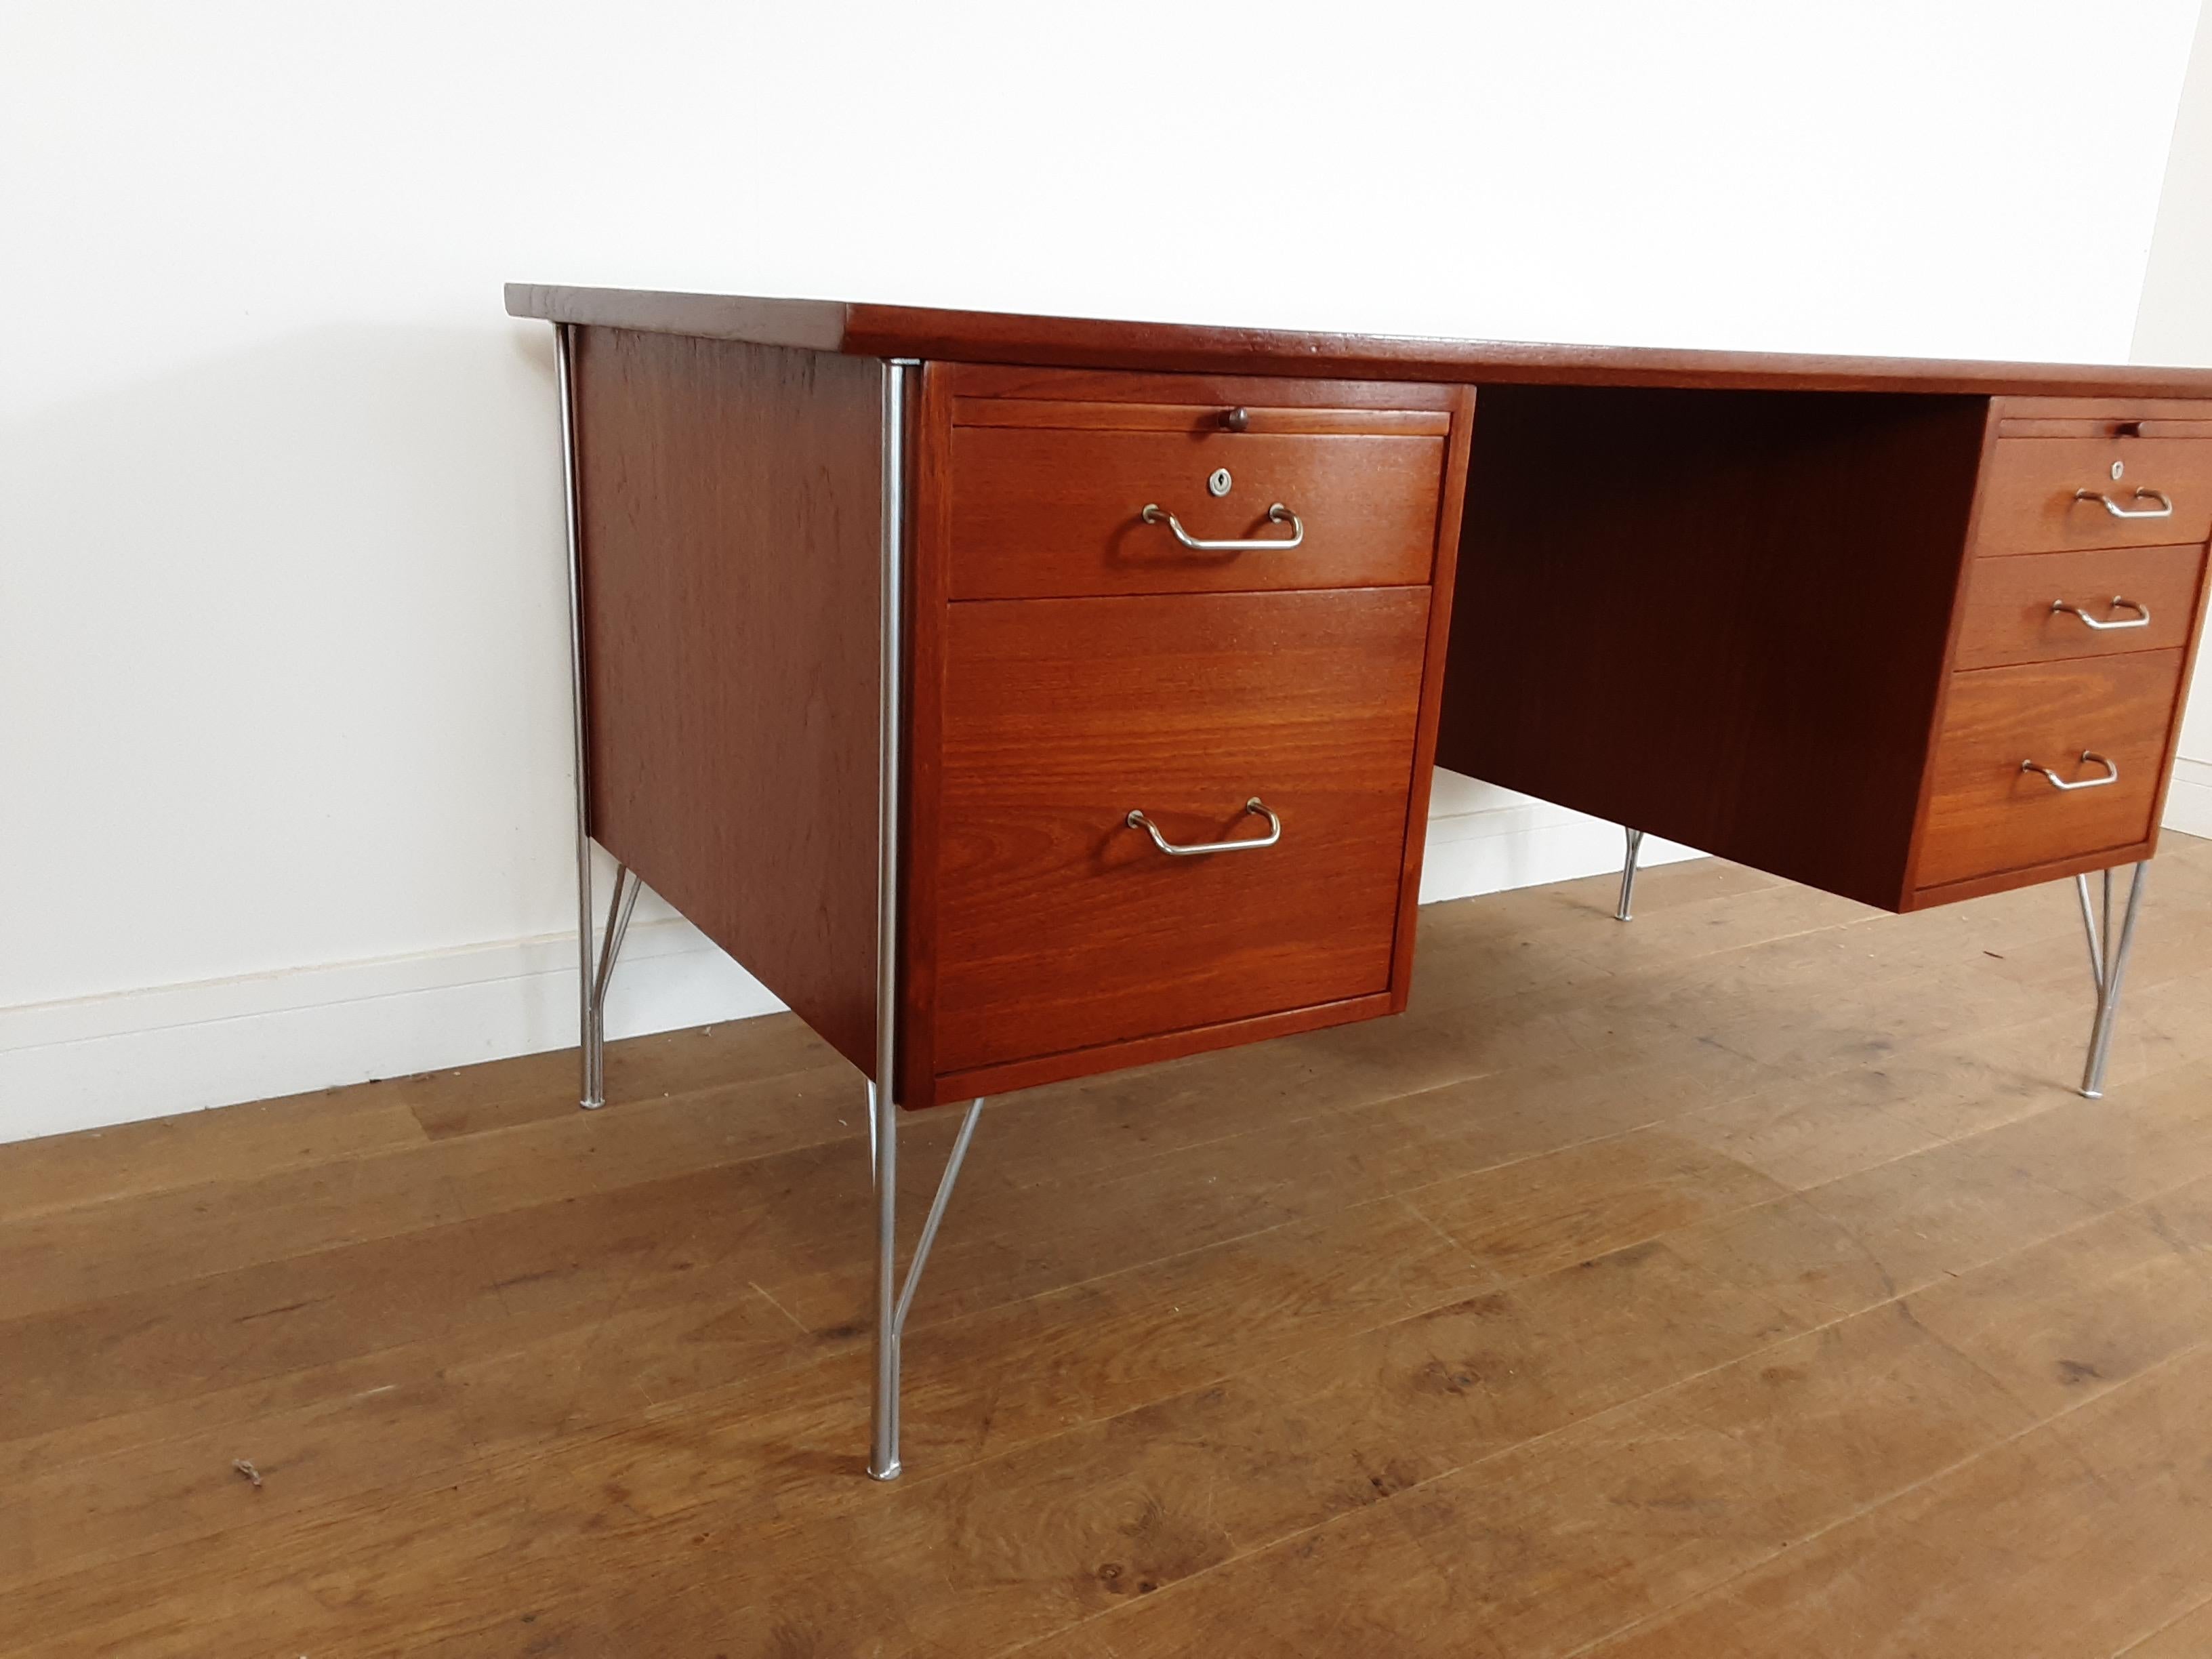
[1208,468,1233,497]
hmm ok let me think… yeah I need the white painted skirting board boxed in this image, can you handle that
[0,774,1694,1145]
[0,910,782,1146]
[2164,756,2212,840]
[1418,771,1698,905]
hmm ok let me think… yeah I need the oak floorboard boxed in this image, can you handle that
[2,836,2207,1656]
[404,1012,850,1139]
[1574,1340,2212,1659]
[1025,1172,2212,1659]
[0,1060,866,1322]
[1040,1296,2035,1659]
[27,1107,2205,1656]
[0,1084,429,1226]
[1901,1172,2212,1419]
[0,1194,1474,1608]
[2118,1593,2212,1656]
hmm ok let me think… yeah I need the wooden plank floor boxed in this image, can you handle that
[7,838,2212,1657]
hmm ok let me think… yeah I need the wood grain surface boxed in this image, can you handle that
[9,836,2212,1655]
[571,326,885,1073]
[947,424,1446,598]
[899,364,1474,1104]
[1994,394,2212,428]
[1914,651,2186,890]
[1975,435,2212,555]
[1436,384,1990,911]
[930,589,1429,1078]
[506,283,2212,398]
[1952,543,2207,670]
[1390,384,1481,1007]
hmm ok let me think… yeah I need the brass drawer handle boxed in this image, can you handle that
[2022,751,2120,792]
[2052,596,2151,631]
[2073,487,2174,520]
[1139,502,1305,552]
[1126,798,1282,857]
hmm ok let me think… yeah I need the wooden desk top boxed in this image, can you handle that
[507,283,2212,399]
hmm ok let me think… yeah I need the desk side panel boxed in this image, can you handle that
[573,327,882,1072]
[1436,386,1988,910]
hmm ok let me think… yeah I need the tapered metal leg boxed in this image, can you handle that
[556,320,611,1113]
[2078,862,2149,1099]
[1616,827,1645,922]
[870,360,914,1481]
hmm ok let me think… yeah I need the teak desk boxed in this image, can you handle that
[507,283,2212,1479]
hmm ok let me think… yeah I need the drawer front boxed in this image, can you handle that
[1916,651,2184,890]
[1953,543,2206,670]
[1976,436,2212,555]
[947,401,1448,598]
[932,588,1429,1076]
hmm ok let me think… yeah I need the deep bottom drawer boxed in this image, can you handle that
[931,588,1430,1076]
[1916,650,2184,890]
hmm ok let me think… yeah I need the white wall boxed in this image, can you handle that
[2137,0,2212,837]
[5,0,2203,1142]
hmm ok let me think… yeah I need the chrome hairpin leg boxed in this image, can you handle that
[2076,861,2149,1099]
[1616,827,1645,922]
[869,1094,987,1481]
[870,357,916,1480]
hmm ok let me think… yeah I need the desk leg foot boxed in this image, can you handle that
[1616,828,1645,922]
[2076,862,2148,1100]
[870,1094,986,1481]
[577,863,638,1111]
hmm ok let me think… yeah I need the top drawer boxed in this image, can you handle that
[1975,433,2212,556]
[945,388,1456,599]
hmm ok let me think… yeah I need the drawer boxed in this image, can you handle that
[930,588,1429,1076]
[1975,435,2212,555]
[1914,651,2184,890]
[1952,543,2206,670]
[946,397,1450,598]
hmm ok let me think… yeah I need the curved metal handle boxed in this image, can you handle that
[1139,502,1305,552]
[2022,751,2121,792]
[2074,487,2175,520]
[1125,797,1282,857]
[2052,596,2152,631]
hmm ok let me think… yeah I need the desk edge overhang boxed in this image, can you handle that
[504,282,2212,400]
